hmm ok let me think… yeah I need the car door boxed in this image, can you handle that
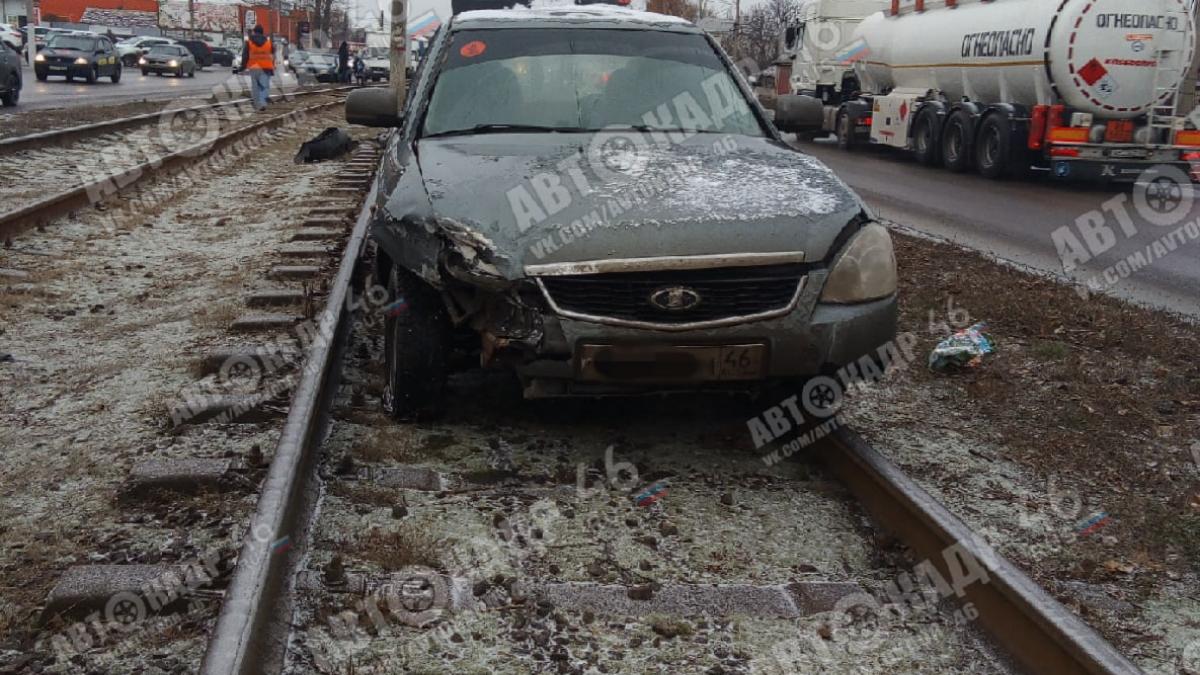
[97,37,114,74]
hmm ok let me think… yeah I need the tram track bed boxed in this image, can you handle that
[0,105,379,674]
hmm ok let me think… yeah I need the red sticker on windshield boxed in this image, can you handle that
[460,40,486,58]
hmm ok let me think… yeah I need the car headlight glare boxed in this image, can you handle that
[168,59,178,67]
[74,57,88,65]
[138,57,146,65]
[820,222,898,304]
[34,53,45,62]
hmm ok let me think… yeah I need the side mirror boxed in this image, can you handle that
[346,87,403,128]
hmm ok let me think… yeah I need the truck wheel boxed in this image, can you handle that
[941,110,973,172]
[836,110,855,151]
[976,115,1011,179]
[912,109,941,166]
[384,267,449,421]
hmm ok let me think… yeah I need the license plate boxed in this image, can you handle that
[49,66,65,71]
[577,344,767,383]
[1109,149,1149,159]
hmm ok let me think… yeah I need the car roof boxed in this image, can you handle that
[451,6,701,33]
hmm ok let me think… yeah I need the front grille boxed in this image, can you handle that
[539,264,806,326]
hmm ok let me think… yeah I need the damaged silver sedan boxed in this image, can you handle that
[346,6,898,418]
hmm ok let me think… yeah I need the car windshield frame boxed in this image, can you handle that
[46,34,100,51]
[307,54,337,66]
[419,26,767,140]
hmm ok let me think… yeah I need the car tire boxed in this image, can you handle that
[836,110,855,151]
[111,66,121,84]
[1,73,18,107]
[65,73,73,82]
[912,108,941,166]
[141,69,149,76]
[86,66,97,84]
[35,70,47,82]
[188,68,195,78]
[976,114,1012,180]
[941,110,974,173]
[384,267,449,422]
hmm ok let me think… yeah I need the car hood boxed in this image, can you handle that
[392,133,863,280]
[42,47,88,57]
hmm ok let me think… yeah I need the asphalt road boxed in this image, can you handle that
[795,136,1200,318]
[11,63,302,111]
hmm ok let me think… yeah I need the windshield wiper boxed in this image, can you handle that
[424,124,593,138]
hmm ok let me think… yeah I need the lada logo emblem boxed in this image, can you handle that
[649,286,702,312]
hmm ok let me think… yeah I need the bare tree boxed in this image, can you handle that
[648,0,700,22]
[726,0,800,74]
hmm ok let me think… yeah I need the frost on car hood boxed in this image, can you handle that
[390,133,862,281]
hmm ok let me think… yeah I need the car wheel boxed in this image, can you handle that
[65,73,73,82]
[383,267,449,422]
[111,66,121,84]
[0,73,18,107]
[836,110,855,151]
[912,109,941,166]
[86,65,97,84]
[35,70,47,82]
[188,67,195,78]
[141,69,149,76]
[941,110,974,173]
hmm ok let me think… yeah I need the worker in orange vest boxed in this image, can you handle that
[238,25,275,111]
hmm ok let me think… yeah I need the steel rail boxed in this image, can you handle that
[0,96,346,239]
[0,85,355,156]
[198,169,378,675]
[817,427,1142,675]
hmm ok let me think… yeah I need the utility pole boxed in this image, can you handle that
[23,0,34,73]
[389,0,406,114]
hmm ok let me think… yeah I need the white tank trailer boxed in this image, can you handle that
[775,0,1200,182]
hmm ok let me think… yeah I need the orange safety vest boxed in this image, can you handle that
[246,37,274,71]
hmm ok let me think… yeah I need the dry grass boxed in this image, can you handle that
[893,232,1200,577]
[354,428,419,464]
[190,302,243,330]
[329,482,400,509]
[349,525,442,572]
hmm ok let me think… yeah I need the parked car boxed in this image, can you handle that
[0,40,20,106]
[0,23,21,52]
[116,36,176,66]
[344,6,898,418]
[19,26,62,52]
[362,49,389,82]
[210,45,234,67]
[295,51,339,82]
[34,32,121,83]
[177,39,213,68]
[139,43,196,77]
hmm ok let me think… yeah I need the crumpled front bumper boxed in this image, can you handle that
[510,271,898,398]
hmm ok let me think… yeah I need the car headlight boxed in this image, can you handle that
[138,57,146,65]
[168,59,178,67]
[820,223,898,304]
[74,57,88,65]
[34,53,45,62]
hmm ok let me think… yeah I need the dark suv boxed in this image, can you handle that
[177,39,213,68]
[0,41,19,106]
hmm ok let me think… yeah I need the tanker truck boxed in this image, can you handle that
[775,0,1200,182]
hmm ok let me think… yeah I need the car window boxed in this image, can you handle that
[99,38,112,50]
[423,28,763,137]
[47,34,99,51]
[148,45,179,55]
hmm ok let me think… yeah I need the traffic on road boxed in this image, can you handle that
[0,0,1198,674]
